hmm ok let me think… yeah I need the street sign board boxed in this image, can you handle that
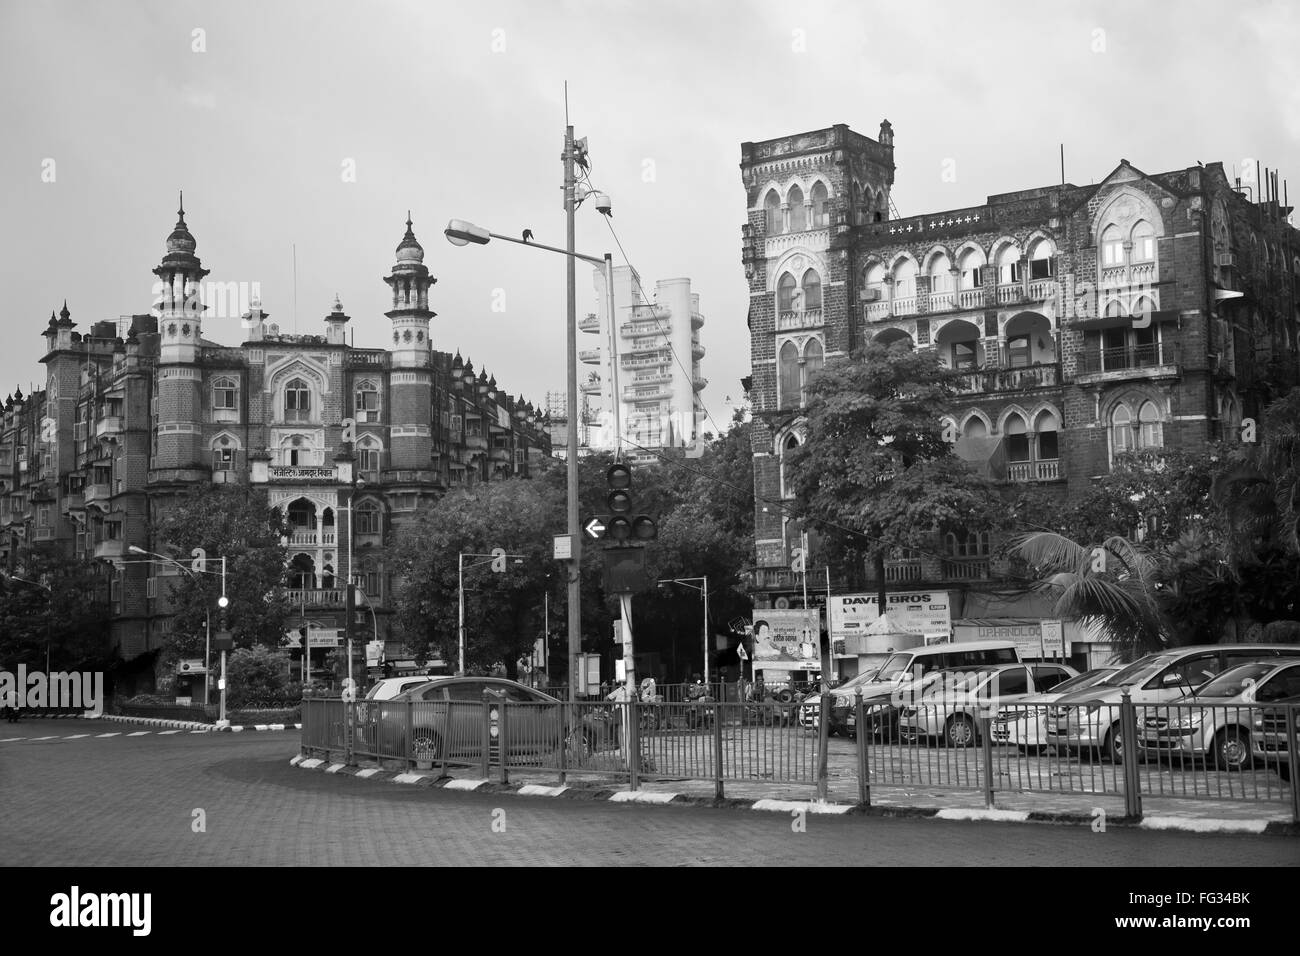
[584,517,606,539]
[1039,620,1065,657]
[553,534,573,560]
[212,631,235,652]
[603,547,647,593]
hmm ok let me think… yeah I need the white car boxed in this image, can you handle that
[898,664,1044,748]
[993,666,1112,751]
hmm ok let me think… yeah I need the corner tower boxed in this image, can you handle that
[382,215,435,468]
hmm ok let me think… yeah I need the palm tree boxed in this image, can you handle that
[1006,531,1166,660]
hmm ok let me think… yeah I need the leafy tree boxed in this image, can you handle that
[224,644,298,708]
[786,340,1007,601]
[0,543,112,670]
[150,486,291,661]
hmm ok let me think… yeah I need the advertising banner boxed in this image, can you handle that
[829,591,952,641]
[751,608,822,663]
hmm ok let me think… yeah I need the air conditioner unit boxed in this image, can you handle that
[1216,252,1236,268]
[861,288,880,301]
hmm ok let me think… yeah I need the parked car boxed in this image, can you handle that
[837,640,1023,739]
[1133,659,1300,770]
[799,667,881,733]
[363,676,440,701]
[1253,693,1300,781]
[366,676,616,761]
[992,666,1112,752]
[1046,644,1300,762]
[898,664,1044,747]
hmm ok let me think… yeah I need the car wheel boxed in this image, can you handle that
[1103,723,1124,763]
[946,715,977,748]
[411,728,442,759]
[1214,728,1251,771]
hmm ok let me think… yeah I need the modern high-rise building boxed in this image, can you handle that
[578,265,706,458]
[740,121,1299,673]
[0,202,551,682]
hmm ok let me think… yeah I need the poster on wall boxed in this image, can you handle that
[829,591,952,642]
[751,608,822,663]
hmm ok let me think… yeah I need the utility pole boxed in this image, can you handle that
[563,116,582,702]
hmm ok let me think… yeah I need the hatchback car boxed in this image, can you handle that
[1137,660,1300,770]
[992,666,1111,751]
[898,664,1043,747]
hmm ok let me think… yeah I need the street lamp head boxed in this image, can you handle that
[444,219,490,246]
[128,545,148,555]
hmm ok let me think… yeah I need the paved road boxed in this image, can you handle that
[1,719,1296,866]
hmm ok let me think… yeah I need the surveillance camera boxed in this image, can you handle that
[593,192,612,216]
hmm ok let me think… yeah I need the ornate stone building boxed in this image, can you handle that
[0,202,551,670]
[740,122,1299,669]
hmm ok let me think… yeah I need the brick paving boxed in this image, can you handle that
[3,719,1297,866]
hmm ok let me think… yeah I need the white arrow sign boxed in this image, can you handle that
[585,518,605,539]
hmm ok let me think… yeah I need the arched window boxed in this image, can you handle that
[863,264,886,304]
[1100,225,1124,267]
[803,338,824,383]
[1110,405,1132,458]
[810,182,829,229]
[357,436,382,478]
[211,434,240,472]
[778,341,801,409]
[284,378,312,422]
[780,433,801,499]
[1005,413,1030,462]
[1131,220,1156,262]
[1028,239,1054,280]
[963,417,988,439]
[764,189,782,235]
[929,253,954,293]
[996,244,1021,285]
[1137,400,1163,449]
[875,190,885,222]
[212,376,238,419]
[788,185,806,232]
[801,269,822,310]
[777,273,798,314]
[958,249,984,290]
[280,433,317,467]
[893,259,918,299]
[1034,410,1060,461]
[355,380,380,422]
[355,499,381,536]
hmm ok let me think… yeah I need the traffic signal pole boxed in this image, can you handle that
[564,123,582,703]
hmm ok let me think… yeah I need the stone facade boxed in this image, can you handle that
[741,122,1300,620]
[0,204,551,664]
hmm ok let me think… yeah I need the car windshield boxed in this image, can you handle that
[875,654,915,682]
[1195,662,1275,699]
[1050,669,1116,695]
[836,670,881,691]
[920,668,994,697]
[1098,655,1168,687]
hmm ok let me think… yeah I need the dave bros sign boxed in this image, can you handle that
[829,591,952,642]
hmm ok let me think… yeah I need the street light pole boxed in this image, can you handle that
[458,551,466,676]
[564,123,582,702]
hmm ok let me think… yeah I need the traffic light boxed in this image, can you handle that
[298,626,308,650]
[604,463,655,546]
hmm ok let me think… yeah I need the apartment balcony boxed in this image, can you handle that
[1076,343,1180,383]
[489,446,510,463]
[631,304,670,322]
[621,320,664,338]
[629,371,673,386]
[892,296,918,316]
[84,482,111,503]
[1026,277,1057,301]
[693,376,708,391]
[624,385,672,401]
[463,434,488,451]
[578,313,601,333]
[882,559,924,584]
[1100,262,1157,290]
[96,416,124,441]
[627,338,670,355]
[94,539,126,560]
[776,309,823,331]
[287,588,345,607]
[579,378,603,395]
[692,343,705,359]
[950,362,1062,394]
[928,290,955,312]
[863,300,891,322]
[691,311,704,330]
[579,348,602,365]
[749,567,801,591]
[621,350,671,369]
[267,465,339,483]
[957,288,986,310]
[345,351,390,368]
[1006,459,1061,483]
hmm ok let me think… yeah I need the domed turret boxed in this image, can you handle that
[395,212,425,263]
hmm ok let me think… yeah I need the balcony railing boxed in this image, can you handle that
[624,385,672,401]
[84,482,111,502]
[287,588,345,606]
[345,351,389,368]
[996,284,1022,305]
[1007,459,1061,482]
[892,296,918,316]
[941,558,991,581]
[287,530,338,547]
[776,309,824,331]
[1027,278,1056,301]
[621,350,671,368]
[578,348,602,364]
[690,311,704,329]
[883,559,923,583]
[578,313,601,333]
[957,288,985,310]
[928,290,954,311]
[579,379,603,394]
[1077,343,1178,376]
[620,321,663,338]
[96,416,124,440]
[864,300,891,321]
[949,363,1061,394]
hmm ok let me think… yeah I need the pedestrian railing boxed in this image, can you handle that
[299,692,1300,821]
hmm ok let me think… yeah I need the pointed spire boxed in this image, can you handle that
[60,299,69,320]
[178,189,185,221]
[451,351,463,369]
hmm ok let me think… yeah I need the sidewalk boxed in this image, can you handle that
[291,752,1300,836]
[101,713,302,733]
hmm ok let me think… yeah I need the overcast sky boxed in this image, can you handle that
[1,0,1296,436]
